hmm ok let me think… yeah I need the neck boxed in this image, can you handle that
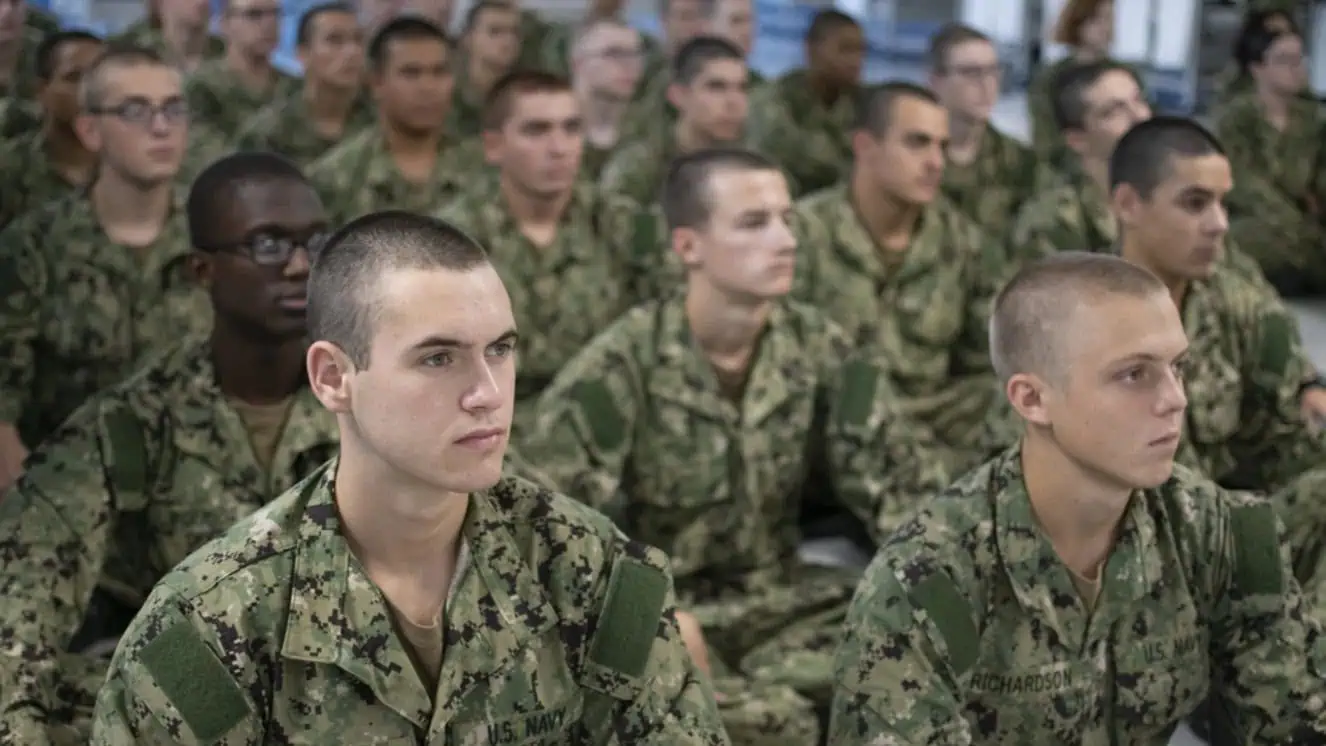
[303,79,357,120]
[576,86,627,137]
[334,442,469,572]
[465,59,503,101]
[1072,45,1106,63]
[1119,236,1188,307]
[41,123,97,169]
[209,322,306,404]
[382,117,444,155]
[499,177,571,225]
[674,120,714,153]
[1081,156,1111,197]
[1020,434,1129,577]
[849,172,921,244]
[1257,87,1290,121]
[805,68,845,106]
[225,47,270,79]
[90,171,173,227]
[947,114,986,149]
[684,281,771,360]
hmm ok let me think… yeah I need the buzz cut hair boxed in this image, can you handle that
[35,30,103,83]
[662,146,780,231]
[989,252,1167,384]
[296,2,355,47]
[308,211,491,369]
[78,42,172,112]
[1050,59,1135,133]
[481,69,572,131]
[187,151,309,250]
[1109,116,1225,200]
[671,35,744,84]
[463,0,518,34]
[854,80,941,136]
[366,15,452,72]
[805,9,859,46]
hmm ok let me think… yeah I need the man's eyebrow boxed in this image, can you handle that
[408,328,518,351]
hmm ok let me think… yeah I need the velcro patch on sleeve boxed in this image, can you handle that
[910,572,979,677]
[137,620,251,742]
[588,557,669,678]
[1231,503,1284,597]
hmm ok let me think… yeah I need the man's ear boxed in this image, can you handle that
[307,340,356,413]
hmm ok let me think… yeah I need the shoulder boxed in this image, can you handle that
[774,299,851,350]
[794,183,849,219]
[485,474,672,600]
[556,302,660,377]
[1011,176,1078,230]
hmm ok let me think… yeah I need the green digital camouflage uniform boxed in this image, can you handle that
[515,8,568,75]
[182,58,298,141]
[940,123,1048,243]
[522,296,953,733]
[1007,166,1275,290]
[181,120,236,183]
[233,88,376,166]
[1027,57,1144,168]
[1170,270,1326,596]
[0,191,211,448]
[581,140,617,182]
[307,127,485,227]
[0,338,338,745]
[90,460,731,745]
[829,445,1326,745]
[1215,92,1326,287]
[746,70,856,198]
[0,130,92,229]
[792,186,1007,468]
[446,75,486,141]
[109,20,227,65]
[436,182,660,435]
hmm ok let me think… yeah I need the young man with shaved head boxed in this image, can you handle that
[525,147,951,744]
[1110,116,1326,602]
[831,252,1326,744]
[91,211,729,745]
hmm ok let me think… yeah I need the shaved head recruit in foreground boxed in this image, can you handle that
[89,211,730,745]
[828,252,1326,745]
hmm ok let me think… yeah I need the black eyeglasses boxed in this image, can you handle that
[87,98,190,127]
[208,231,331,266]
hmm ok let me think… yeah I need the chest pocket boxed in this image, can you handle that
[1112,636,1209,738]
[446,701,582,746]
[46,261,132,365]
[1185,353,1243,444]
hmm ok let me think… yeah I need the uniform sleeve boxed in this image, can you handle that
[577,536,730,745]
[954,225,1004,376]
[0,400,158,738]
[521,329,644,516]
[1007,191,1076,267]
[1204,494,1326,742]
[822,336,953,540]
[1236,290,1326,486]
[599,145,658,207]
[744,89,806,186]
[829,552,975,745]
[90,584,263,746]
[0,215,46,429]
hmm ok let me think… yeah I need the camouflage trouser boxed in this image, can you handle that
[710,660,822,746]
[689,563,856,744]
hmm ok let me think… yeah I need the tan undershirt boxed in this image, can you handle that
[228,396,295,472]
[712,364,750,403]
[386,540,473,700]
[1069,566,1103,612]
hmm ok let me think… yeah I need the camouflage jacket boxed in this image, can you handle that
[182,58,299,140]
[792,185,1006,459]
[940,123,1048,242]
[0,337,337,744]
[233,87,376,167]
[522,295,953,597]
[90,460,730,745]
[436,182,660,405]
[746,69,856,197]
[0,130,92,229]
[1175,271,1326,491]
[830,445,1326,745]
[109,20,226,70]
[0,190,211,447]
[307,126,485,227]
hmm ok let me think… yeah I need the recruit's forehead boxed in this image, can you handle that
[1060,291,1186,371]
[368,264,514,350]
